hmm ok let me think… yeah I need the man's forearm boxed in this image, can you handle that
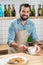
[10,42,19,48]
[33,41,39,46]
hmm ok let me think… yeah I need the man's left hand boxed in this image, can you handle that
[35,45,41,52]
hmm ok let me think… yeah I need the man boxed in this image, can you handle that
[8,3,41,53]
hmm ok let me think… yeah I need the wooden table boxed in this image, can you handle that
[0,52,43,65]
[0,44,9,54]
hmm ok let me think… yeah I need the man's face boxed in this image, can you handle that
[19,6,30,21]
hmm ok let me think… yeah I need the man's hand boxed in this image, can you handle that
[34,45,41,52]
[18,45,28,53]
[10,42,28,52]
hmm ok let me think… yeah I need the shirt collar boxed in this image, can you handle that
[17,18,30,25]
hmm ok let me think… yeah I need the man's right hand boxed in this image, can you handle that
[18,44,28,52]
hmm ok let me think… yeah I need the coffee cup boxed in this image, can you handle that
[28,47,36,54]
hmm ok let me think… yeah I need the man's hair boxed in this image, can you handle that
[19,3,31,11]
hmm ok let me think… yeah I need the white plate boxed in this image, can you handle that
[0,55,28,65]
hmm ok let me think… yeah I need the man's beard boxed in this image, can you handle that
[20,15,29,21]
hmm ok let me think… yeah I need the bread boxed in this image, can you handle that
[8,57,24,64]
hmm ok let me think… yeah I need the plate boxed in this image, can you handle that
[0,55,28,65]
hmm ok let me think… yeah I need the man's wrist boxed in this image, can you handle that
[33,41,39,46]
[10,42,19,49]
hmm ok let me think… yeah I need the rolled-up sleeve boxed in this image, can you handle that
[31,23,39,42]
[8,22,15,45]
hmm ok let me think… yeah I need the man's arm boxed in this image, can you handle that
[31,23,41,52]
[8,22,16,46]
[9,42,19,48]
[31,23,39,45]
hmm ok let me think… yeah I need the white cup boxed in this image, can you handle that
[28,47,36,54]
